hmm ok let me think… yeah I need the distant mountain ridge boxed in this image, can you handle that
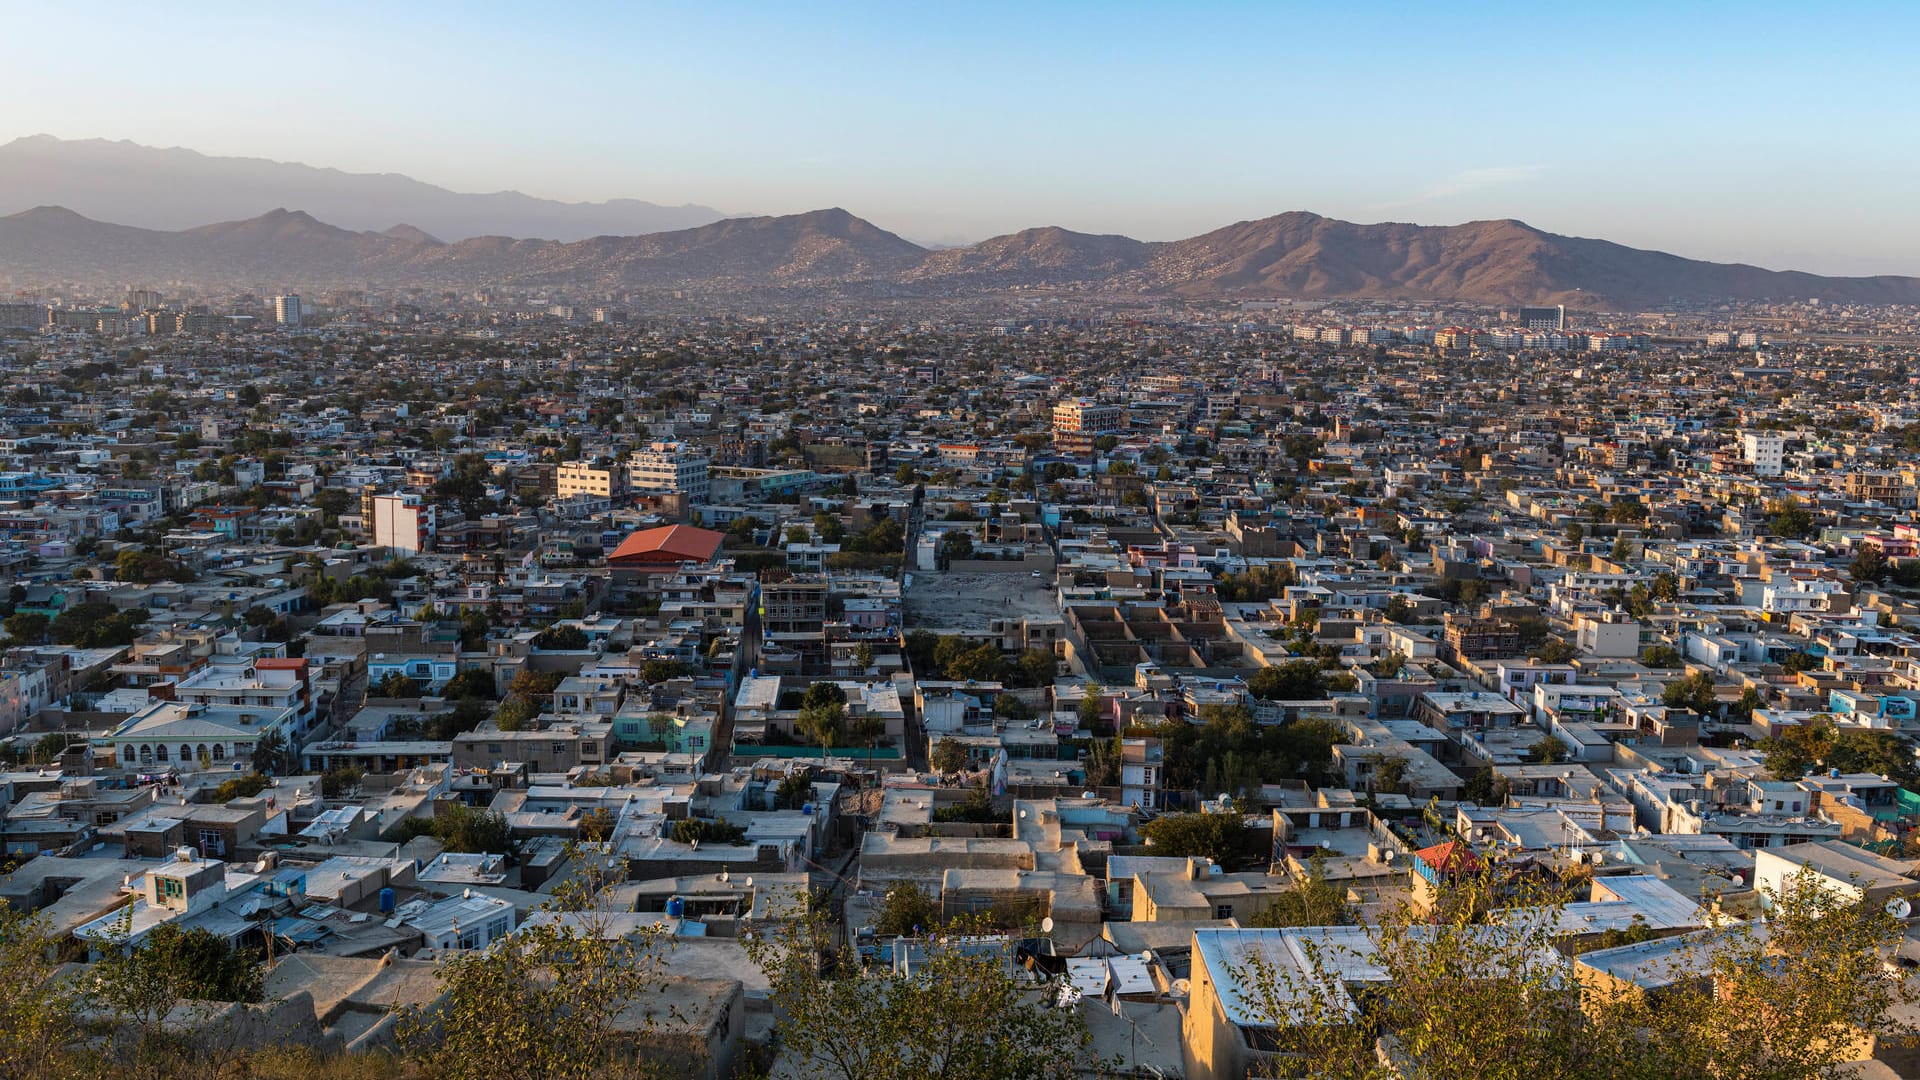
[6,200,1920,310]
[0,135,728,241]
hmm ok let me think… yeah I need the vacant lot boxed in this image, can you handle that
[905,570,1058,633]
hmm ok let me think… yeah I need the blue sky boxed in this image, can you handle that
[4,0,1919,273]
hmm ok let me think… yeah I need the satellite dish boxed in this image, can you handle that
[1170,978,1191,998]
[1888,898,1912,920]
[1041,916,1055,934]
[1382,850,1395,863]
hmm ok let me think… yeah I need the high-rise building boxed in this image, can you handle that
[274,294,304,327]
[1742,432,1785,477]
[1518,305,1565,331]
[367,491,435,554]
[124,288,164,312]
[630,441,710,503]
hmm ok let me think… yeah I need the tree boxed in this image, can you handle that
[1248,856,1355,928]
[931,738,970,775]
[0,904,78,1080]
[1139,810,1248,869]
[1533,637,1576,663]
[88,921,265,1078]
[1462,765,1509,807]
[1248,660,1326,701]
[375,673,423,698]
[532,624,590,651]
[1662,671,1719,716]
[1640,645,1683,668]
[796,700,846,759]
[495,695,539,731]
[873,881,943,938]
[939,531,974,561]
[1368,754,1409,794]
[850,713,887,761]
[248,728,291,775]
[772,770,814,810]
[2,611,48,644]
[441,669,498,700]
[1849,544,1888,585]
[1383,596,1413,624]
[1766,495,1815,539]
[213,773,271,802]
[668,818,746,846]
[745,903,1093,1080]
[1528,735,1571,764]
[1228,863,1916,1080]
[1075,683,1107,733]
[398,868,673,1080]
[1759,718,1837,781]
[1779,650,1823,674]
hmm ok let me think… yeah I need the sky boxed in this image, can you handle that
[4,0,1920,274]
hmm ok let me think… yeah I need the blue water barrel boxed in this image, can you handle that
[666,896,685,917]
[378,887,396,914]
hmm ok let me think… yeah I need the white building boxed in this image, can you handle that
[273,294,303,327]
[630,441,710,503]
[1741,432,1785,477]
[1574,610,1642,659]
[370,491,436,554]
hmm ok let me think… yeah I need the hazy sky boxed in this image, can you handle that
[5,0,1920,274]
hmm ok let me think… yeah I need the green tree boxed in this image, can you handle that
[248,728,291,775]
[796,700,846,759]
[1849,544,1888,584]
[1140,810,1248,868]
[374,673,423,698]
[1076,683,1107,732]
[532,624,590,651]
[88,921,265,1079]
[1640,645,1683,668]
[0,904,78,1080]
[1248,856,1355,928]
[398,866,673,1080]
[1662,671,1719,715]
[872,881,943,938]
[1766,495,1815,539]
[1248,660,1327,701]
[495,695,539,731]
[2,611,49,644]
[931,738,969,774]
[1230,863,1916,1080]
[746,903,1093,1080]
[1528,735,1571,764]
[441,669,498,700]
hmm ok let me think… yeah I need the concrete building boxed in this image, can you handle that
[368,491,436,554]
[631,441,710,503]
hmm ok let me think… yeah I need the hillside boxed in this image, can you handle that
[6,201,1920,309]
[0,135,727,241]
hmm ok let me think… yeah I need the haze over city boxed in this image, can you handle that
[6,0,1920,272]
[7,4,1920,1080]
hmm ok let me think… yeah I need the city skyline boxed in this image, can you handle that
[5,1,1920,274]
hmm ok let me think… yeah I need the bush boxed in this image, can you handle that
[213,773,271,802]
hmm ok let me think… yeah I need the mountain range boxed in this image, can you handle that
[5,136,1920,308]
[0,135,726,241]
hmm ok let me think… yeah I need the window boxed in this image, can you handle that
[1214,904,1234,920]
[160,877,184,899]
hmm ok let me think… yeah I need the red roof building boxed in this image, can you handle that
[607,524,725,569]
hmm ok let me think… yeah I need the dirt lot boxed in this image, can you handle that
[904,570,1059,633]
